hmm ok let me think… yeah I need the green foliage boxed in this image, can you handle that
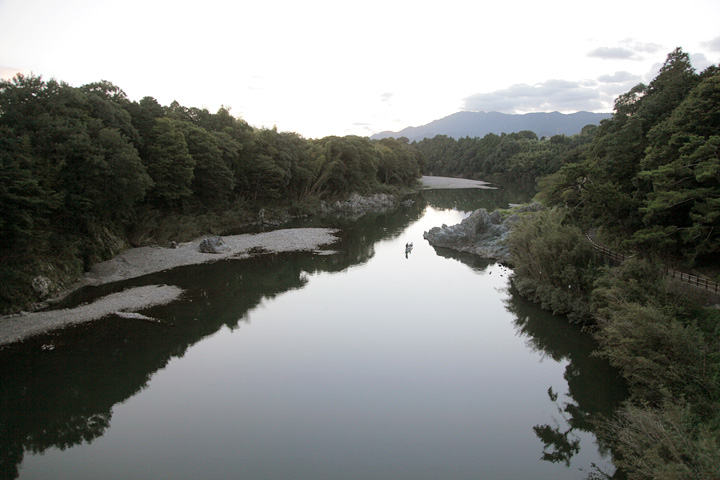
[507,208,602,322]
[178,121,234,206]
[375,137,424,186]
[595,301,712,406]
[143,117,195,208]
[415,128,595,181]
[541,48,719,262]
[602,401,720,480]
[634,72,720,259]
[510,216,720,478]
[511,48,720,479]
[590,258,665,313]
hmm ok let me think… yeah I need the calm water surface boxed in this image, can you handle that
[1,187,626,479]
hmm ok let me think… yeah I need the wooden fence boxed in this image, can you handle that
[585,234,720,294]
[662,267,720,294]
[585,234,628,263]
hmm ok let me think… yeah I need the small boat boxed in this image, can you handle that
[405,242,413,253]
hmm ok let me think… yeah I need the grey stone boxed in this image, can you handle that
[423,203,543,262]
[199,236,231,254]
[31,276,51,298]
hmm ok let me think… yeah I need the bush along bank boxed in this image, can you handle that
[505,207,720,480]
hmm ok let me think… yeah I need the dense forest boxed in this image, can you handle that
[415,124,599,182]
[507,49,720,479]
[0,75,425,313]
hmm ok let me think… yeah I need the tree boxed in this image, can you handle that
[636,47,697,129]
[634,72,720,258]
[143,117,195,208]
[178,122,234,206]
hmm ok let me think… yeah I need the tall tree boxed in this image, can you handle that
[634,72,720,258]
[178,122,234,206]
[143,117,195,208]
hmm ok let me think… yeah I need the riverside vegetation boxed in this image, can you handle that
[507,49,720,479]
[419,48,720,479]
[0,76,425,313]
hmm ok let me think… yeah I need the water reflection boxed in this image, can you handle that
[437,250,627,474]
[415,184,533,213]
[1,184,625,480]
[506,288,627,472]
[1,200,433,479]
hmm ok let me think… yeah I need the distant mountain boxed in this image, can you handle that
[371,111,612,141]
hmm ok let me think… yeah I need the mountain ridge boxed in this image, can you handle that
[371,111,613,141]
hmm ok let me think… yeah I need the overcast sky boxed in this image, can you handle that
[1,0,719,138]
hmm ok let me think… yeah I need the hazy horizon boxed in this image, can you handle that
[1,0,718,138]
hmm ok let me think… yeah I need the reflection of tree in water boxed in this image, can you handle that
[1,186,535,479]
[426,235,626,474]
[431,247,495,273]
[533,387,581,467]
[415,182,535,213]
[428,245,625,471]
[504,287,627,473]
[0,200,435,479]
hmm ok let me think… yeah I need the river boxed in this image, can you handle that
[0,185,626,480]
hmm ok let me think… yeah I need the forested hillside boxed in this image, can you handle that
[507,48,720,479]
[0,75,425,312]
[372,110,611,142]
[414,126,599,181]
[543,48,720,264]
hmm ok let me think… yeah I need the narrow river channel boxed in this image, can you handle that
[1,186,626,480]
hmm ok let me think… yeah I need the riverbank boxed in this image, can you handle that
[0,228,339,346]
[1,176,482,346]
[77,228,339,287]
[0,285,183,347]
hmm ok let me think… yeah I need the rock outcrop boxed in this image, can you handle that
[423,203,542,262]
[318,193,398,219]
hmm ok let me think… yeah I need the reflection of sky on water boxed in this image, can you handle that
[12,189,623,480]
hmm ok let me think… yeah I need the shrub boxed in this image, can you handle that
[508,208,602,323]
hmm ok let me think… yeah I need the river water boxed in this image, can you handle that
[0,186,626,480]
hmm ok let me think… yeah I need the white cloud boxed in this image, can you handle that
[461,79,612,114]
[620,38,664,54]
[587,47,639,60]
[690,53,714,72]
[597,71,642,84]
[702,36,720,52]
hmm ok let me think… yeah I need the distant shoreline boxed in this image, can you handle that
[0,178,487,346]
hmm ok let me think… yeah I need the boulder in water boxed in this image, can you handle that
[423,203,542,262]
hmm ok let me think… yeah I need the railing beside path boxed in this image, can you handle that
[662,267,720,294]
[585,234,628,263]
[585,233,720,294]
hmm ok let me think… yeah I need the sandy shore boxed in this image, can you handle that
[0,285,183,347]
[420,175,495,189]
[0,228,339,346]
[81,228,339,287]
